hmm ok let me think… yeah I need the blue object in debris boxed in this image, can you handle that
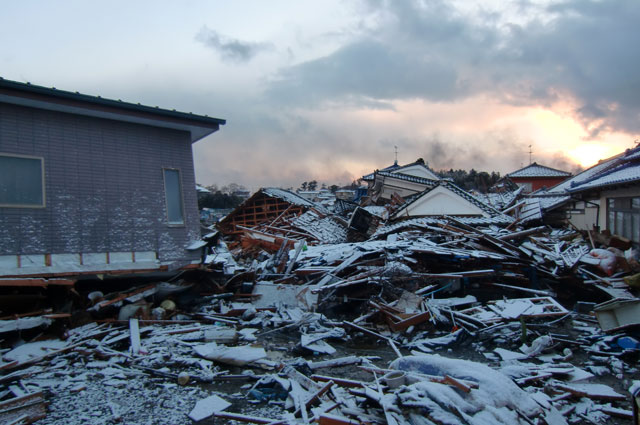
[615,336,640,350]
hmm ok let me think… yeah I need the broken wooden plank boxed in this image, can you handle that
[92,284,156,310]
[318,413,362,425]
[129,318,141,355]
[213,411,285,424]
[442,375,472,393]
[388,311,431,332]
[0,392,46,424]
[550,383,626,401]
[599,406,633,420]
[311,375,368,388]
[188,394,231,422]
[308,356,363,370]
[498,226,548,241]
[0,278,75,287]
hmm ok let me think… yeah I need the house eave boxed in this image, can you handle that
[0,78,225,143]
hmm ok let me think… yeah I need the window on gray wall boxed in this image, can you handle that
[163,168,184,225]
[607,197,640,242]
[0,153,45,207]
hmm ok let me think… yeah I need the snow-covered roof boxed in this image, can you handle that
[373,215,513,238]
[362,159,439,181]
[474,188,523,211]
[392,181,512,224]
[296,237,508,265]
[262,188,320,209]
[363,206,389,219]
[375,170,440,186]
[288,210,347,244]
[507,163,571,178]
[568,161,640,192]
[545,145,640,194]
[535,194,572,211]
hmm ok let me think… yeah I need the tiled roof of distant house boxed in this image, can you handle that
[362,158,438,181]
[375,170,440,186]
[507,162,572,178]
[362,161,402,181]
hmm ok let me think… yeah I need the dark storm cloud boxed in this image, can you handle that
[196,26,272,63]
[266,0,640,136]
[268,39,462,106]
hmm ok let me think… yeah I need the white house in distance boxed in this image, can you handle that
[391,181,513,226]
[363,158,441,202]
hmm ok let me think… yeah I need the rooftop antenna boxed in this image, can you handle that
[528,144,533,165]
[394,145,398,165]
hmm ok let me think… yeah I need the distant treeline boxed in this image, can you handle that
[436,169,501,193]
[198,183,247,209]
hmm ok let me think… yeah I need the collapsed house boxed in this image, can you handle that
[2,151,640,424]
[217,187,348,253]
[362,158,440,203]
[0,78,225,279]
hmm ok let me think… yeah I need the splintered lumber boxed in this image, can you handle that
[343,321,393,341]
[342,321,401,355]
[213,411,285,424]
[188,395,231,422]
[309,356,363,370]
[483,282,555,297]
[388,311,431,332]
[318,413,361,425]
[599,406,633,419]
[0,278,75,287]
[498,226,548,241]
[311,375,368,388]
[373,372,402,425]
[388,339,403,358]
[2,340,88,372]
[129,318,141,355]
[296,381,334,414]
[312,276,371,293]
[0,392,46,424]
[445,216,521,256]
[550,383,626,401]
[285,239,304,275]
[359,366,479,390]
[369,299,431,331]
[442,375,472,393]
[93,284,156,310]
[317,252,365,287]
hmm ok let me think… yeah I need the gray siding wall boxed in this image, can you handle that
[0,102,201,265]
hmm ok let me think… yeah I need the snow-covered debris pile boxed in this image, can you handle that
[391,354,564,424]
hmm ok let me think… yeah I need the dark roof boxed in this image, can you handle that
[545,145,640,194]
[362,161,401,181]
[362,158,438,181]
[0,77,225,143]
[375,170,439,186]
[506,162,572,178]
[566,146,640,193]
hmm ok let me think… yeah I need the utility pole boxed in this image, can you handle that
[394,145,398,165]
[528,144,533,165]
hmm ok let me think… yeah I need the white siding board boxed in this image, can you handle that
[397,186,487,217]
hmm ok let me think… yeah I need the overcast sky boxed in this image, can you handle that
[2,0,638,190]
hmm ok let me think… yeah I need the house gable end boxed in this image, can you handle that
[395,185,488,218]
[392,164,440,180]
